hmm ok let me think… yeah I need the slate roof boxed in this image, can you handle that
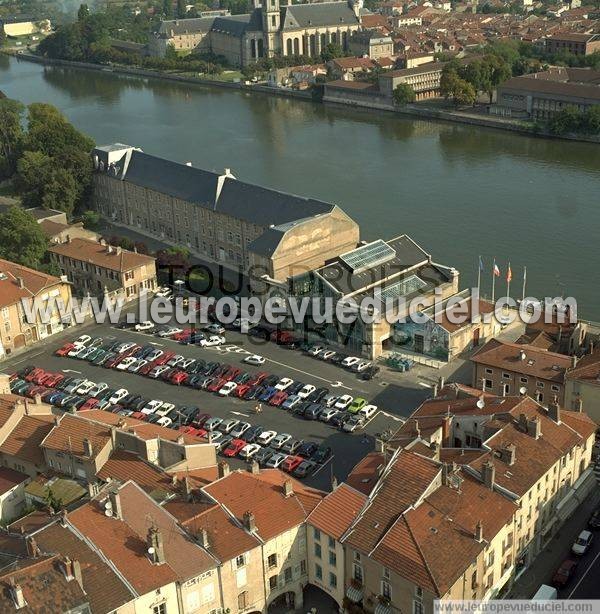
[282,1,359,29]
[211,14,251,36]
[157,16,216,36]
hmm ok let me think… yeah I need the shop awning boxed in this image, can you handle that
[374,602,393,614]
[346,585,364,603]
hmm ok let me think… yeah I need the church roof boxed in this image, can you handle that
[281,1,360,30]
[211,14,252,36]
[157,17,216,36]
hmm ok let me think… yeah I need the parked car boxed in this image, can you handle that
[223,438,246,457]
[244,354,266,366]
[341,356,361,368]
[134,321,155,332]
[360,365,380,380]
[230,421,251,438]
[335,395,354,410]
[157,326,182,337]
[319,407,339,422]
[297,441,319,458]
[552,559,578,587]
[281,439,302,454]
[282,455,303,473]
[265,452,287,468]
[109,389,129,404]
[348,397,367,413]
[205,323,225,334]
[294,460,317,478]
[218,382,238,396]
[572,530,593,556]
[200,335,226,347]
[322,394,339,408]
[271,433,292,449]
[282,395,301,410]
[243,425,264,443]
[343,415,366,432]
[275,378,294,391]
[359,404,378,420]
[588,508,600,530]
[116,356,137,371]
[257,430,277,446]
[304,403,323,420]
[220,419,240,433]
[254,447,275,465]
[205,417,224,431]
[312,445,333,464]
[239,443,262,459]
[297,384,316,399]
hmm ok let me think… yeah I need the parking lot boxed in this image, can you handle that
[3,315,443,490]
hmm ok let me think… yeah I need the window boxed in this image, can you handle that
[485,367,492,375]
[502,373,511,379]
[471,570,478,590]
[300,560,307,575]
[315,564,323,580]
[382,580,392,600]
[413,600,424,614]
[520,377,528,384]
[284,567,292,584]
[328,536,335,549]
[269,575,278,590]
[354,551,361,562]
[153,605,167,614]
[313,527,321,541]
[238,592,248,611]
[551,385,560,392]
[487,551,495,566]
[484,379,493,390]
[383,567,390,579]
[235,554,246,568]
[329,572,337,588]
[329,551,336,566]
[314,543,322,558]
[267,554,277,569]
[537,382,545,388]
[353,564,363,583]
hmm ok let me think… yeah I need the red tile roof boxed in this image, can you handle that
[345,452,385,495]
[0,258,64,309]
[0,467,28,495]
[41,414,112,460]
[0,415,55,467]
[308,484,366,541]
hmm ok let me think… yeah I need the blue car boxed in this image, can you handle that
[259,386,277,402]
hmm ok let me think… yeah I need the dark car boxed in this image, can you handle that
[281,438,302,454]
[308,387,329,403]
[360,365,380,380]
[243,425,264,443]
[254,446,275,465]
[304,403,323,420]
[244,385,264,401]
[294,460,317,478]
[287,381,305,395]
[297,441,319,459]
[588,509,600,530]
[312,445,333,464]
[330,412,353,428]
[330,353,348,365]
[552,559,578,587]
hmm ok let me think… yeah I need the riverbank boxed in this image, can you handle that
[7,49,599,144]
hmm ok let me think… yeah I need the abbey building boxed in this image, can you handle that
[149,0,364,66]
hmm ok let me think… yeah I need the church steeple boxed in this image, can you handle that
[262,0,281,56]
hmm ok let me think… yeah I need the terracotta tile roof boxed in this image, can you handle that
[165,500,261,562]
[0,467,28,495]
[204,470,325,542]
[41,414,112,460]
[345,452,385,495]
[34,522,135,613]
[471,338,572,383]
[8,510,54,535]
[48,238,155,273]
[308,484,366,540]
[566,349,600,384]
[0,258,63,308]
[435,298,495,333]
[169,466,219,489]
[97,450,177,500]
[0,555,88,612]
[0,415,55,467]
[69,481,216,593]
[39,219,70,237]
[560,409,597,441]
[344,450,440,555]
[331,56,377,70]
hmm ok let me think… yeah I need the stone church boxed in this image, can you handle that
[149,0,364,66]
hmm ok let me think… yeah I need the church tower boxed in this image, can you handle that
[262,0,282,57]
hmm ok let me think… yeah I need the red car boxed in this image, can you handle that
[80,398,99,411]
[552,559,578,587]
[179,425,208,439]
[222,367,241,382]
[170,370,189,386]
[43,373,64,388]
[193,413,211,427]
[30,370,51,385]
[207,378,226,393]
[154,351,175,366]
[282,455,303,473]
[234,384,251,398]
[270,391,288,407]
[25,368,45,383]
[26,385,48,398]
[223,438,246,457]
[139,361,157,376]
[171,329,192,341]
[55,343,75,356]
[131,411,148,421]
[248,372,268,386]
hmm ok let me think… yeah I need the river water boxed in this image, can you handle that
[1,54,599,317]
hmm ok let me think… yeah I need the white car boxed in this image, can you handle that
[76,380,96,395]
[208,431,223,443]
[230,421,251,438]
[157,326,182,337]
[168,355,185,367]
[76,346,96,360]
[572,530,593,556]
[271,433,292,449]
[134,321,155,332]
[297,384,316,399]
[244,354,266,366]
[265,453,287,468]
[205,417,223,431]
[308,345,325,356]
[257,430,277,446]
[275,378,294,391]
[205,323,225,334]
[321,350,336,360]
[359,404,378,420]
[116,342,136,354]
[220,419,239,433]
[335,394,354,410]
[156,416,172,427]
[239,443,261,459]
[129,359,147,373]
[155,402,175,417]
[341,356,361,368]
[149,365,170,378]
[89,382,108,397]
[180,358,196,370]
[319,407,339,422]
[74,334,92,346]
[146,349,164,362]
[68,344,86,357]
[200,335,226,347]
[155,286,173,298]
[116,356,137,371]
[218,382,238,396]
[142,400,163,415]
[109,389,128,404]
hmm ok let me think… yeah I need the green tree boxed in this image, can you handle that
[320,43,344,62]
[481,54,511,103]
[78,3,90,21]
[163,0,173,17]
[177,0,187,17]
[548,105,581,135]
[0,98,25,179]
[454,79,477,106]
[81,209,101,229]
[393,83,416,106]
[582,105,600,134]
[0,206,48,269]
[440,65,460,100]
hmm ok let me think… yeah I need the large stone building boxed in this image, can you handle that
[91,144,359,285]
[545,33,600,56]
[494,67,600,119]
[149,0,364,66]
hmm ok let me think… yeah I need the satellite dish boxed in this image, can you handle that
[519,386,527,395]
[476,398,485,409]
[147,547,155,555]
[104,509,113,517]
[104,501,112,510]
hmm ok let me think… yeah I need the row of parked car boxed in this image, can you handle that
[8,364,329,480]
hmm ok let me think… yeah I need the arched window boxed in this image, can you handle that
[331,32,337,44]
[250,39,256,59]
[257,39,264,57]
[342,31,348,49]
[293,37,300,55]
[309,34,316,56]
[286,38,293,56]
[320,33,327,48]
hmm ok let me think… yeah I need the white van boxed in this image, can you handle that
[532,585,557,600]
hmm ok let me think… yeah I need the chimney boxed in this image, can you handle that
[171,474,178,487]
[110,426,117,446]
[430,440,440,460]
[414,419,421,438]
[572,355,578,368]
[224,167,232,176]
[72,559,83,591]
[548,395,561,424]
[177,435,185,445]
[115,246,122,256]
[575,397,583,412]
[34,393,42,405]
[438,376,445,390]
[442,415,451,445]
[218,461,230,479]
[481,460,495,489]
[87,481,100,498]
[199,528,210,549]
[59,509,68,527]
[25,536,40,558]
[501,443,516,466]
[108,488,123,520]
[9,578,26,609]
[184,476,192,497]
[83,438,93,457]
[66,234,72,243]
[526,416,542,439]
[283,479,294,498]
[243,510,256,532]
[432,383,439,398]
[62,556,74,579]
[147,525,165,564]
[475,520,484,542]
[520,350,526,361]
[17,276,25,289]
[248,460,260,475]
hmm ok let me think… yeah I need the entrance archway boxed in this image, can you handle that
[303,584,341,612]
[268,591,298,613]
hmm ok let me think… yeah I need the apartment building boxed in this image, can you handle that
[470,338,573,403]
[545,33,600,55]
[348,29,395,59]
[0,258,73,359]
[379,61,446,99]
[564,348,600,422]
[91,144,359,285]
[48,236,157,302]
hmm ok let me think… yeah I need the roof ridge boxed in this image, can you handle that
[403,513,441,595]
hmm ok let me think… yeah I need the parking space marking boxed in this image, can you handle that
[418,382,432,388]
[312,455,334,477]
[62,369,82,374]
[231,411,250,418]
[261,356,353,391]
[567,549,600,598]
[9,351,45,366]
[379,411,405,422]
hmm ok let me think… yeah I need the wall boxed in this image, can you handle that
[307,525,345,607]
[564,378,600,422]
[219,546,266,613]
[0,480,28,523]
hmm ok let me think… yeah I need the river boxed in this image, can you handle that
[1,54,599,317]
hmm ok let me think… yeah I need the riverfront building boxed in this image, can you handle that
[149,0,364,66]
[91,144,360,285]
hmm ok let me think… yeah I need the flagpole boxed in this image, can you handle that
[491,258,496,303]
[477,256,481,294]
[506,261,511,301]
[522,266,527,302]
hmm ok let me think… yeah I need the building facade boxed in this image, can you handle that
[545,33,600,55]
